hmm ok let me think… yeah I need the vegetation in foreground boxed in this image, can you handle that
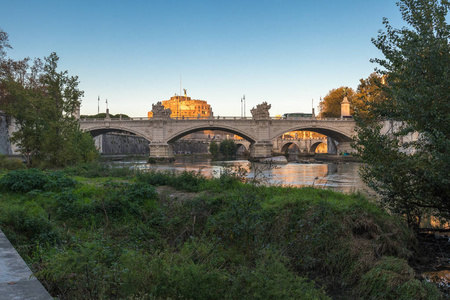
[354,0,450,225]
[0,166,441,299]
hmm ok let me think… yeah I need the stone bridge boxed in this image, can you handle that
[79,102,356,159]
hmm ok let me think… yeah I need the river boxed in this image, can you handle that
[114,157,371,194]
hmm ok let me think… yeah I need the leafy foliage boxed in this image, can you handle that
[357,256,440,299]
[137,170,206,192]
[0,169,76,193]
[0,30,98,167]
[0,169,439,299]
[353,73,389,120]
[219,139,237,158]
[0,154,25,170]
[354,0,450,223]
[319,86,355,117]
[62,161,137,178]
[209,140,219,158]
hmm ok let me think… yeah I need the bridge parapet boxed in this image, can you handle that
[80,116,355,122]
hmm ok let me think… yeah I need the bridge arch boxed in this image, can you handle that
[166,125,257,144]
[280,141,301,154]
[84,127,152,143]
[270,125,353,143]
[236,143,249,155]
[310,141,326,154]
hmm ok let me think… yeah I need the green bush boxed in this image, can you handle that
[136,170,171,186]
[171,171,206,192]
[63,162,136,178]
[219,139,237,158]
[0,154,26,170]
[0,169,49,192]
[36,238,121,299]
[137,170,206,192]
[229,250,330,299]
[0,204,60,245]
[0,169,76,193]
[44,171,77,192]
[357,256,440,299]
[53,190,80,220]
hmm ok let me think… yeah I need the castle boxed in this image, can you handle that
[148,90,212,119]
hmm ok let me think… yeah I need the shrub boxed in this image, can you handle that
[229,250,330,299]
[137,170,206,192]
[53,190,80,220]
[0,203,60,246]
[63,162,136,178]
[0,169,49,193]
[0,169,76,193]
[171,171,206,192]
[0,154,26,170]
[44,171,77,192]
[136,170,171,186]
[357,256,440,299]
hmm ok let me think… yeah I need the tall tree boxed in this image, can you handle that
[0,30,97,167]
[219,139,237,158]
[353,73,389,120]
[209,140,219,158]
[319,86,355,118]
[354,0,450,225]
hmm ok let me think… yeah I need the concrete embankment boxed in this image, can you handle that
[0,229,52,300]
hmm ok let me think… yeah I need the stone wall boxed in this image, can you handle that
[173,140,209,154]
[94,133,212,155]
[0,113,19,155]
[94,133,150,154]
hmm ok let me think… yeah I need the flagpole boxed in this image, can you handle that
[243,95,246,118]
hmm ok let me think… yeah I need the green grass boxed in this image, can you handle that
[0,168,441,299]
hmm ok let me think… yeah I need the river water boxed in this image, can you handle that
[116,157,370,194]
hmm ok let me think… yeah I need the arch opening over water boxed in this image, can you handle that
[310,142,326,153]
[87,128,150,143]
[271,126,353,143]
[167,126,256,144]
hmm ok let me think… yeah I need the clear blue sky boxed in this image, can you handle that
[1,0,404,117]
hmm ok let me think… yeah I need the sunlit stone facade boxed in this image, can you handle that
[148,92,212,119]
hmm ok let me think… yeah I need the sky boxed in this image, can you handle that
[1,0,405,117]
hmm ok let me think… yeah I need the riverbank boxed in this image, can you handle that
[0,166,441,299]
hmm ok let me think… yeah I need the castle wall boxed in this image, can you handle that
[94,133,150,155]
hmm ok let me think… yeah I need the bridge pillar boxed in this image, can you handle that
[250,141,273,159]
[149,142,174,159]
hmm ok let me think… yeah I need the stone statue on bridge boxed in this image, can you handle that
[151,102,172,119]
[251,102,271,120]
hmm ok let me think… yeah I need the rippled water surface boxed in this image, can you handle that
[116,157,369,194]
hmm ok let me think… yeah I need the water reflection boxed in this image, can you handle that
[119,158,367,194]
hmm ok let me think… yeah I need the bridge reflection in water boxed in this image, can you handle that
[118,158,368,194]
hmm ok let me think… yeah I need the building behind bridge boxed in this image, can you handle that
[148,90,212,119]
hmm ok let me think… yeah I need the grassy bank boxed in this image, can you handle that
[0,165,441,299]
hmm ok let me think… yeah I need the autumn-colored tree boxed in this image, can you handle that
[353,73,388,120]
[319,87,355,118]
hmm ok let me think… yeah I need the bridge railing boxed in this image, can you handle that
[79,116,354,122]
